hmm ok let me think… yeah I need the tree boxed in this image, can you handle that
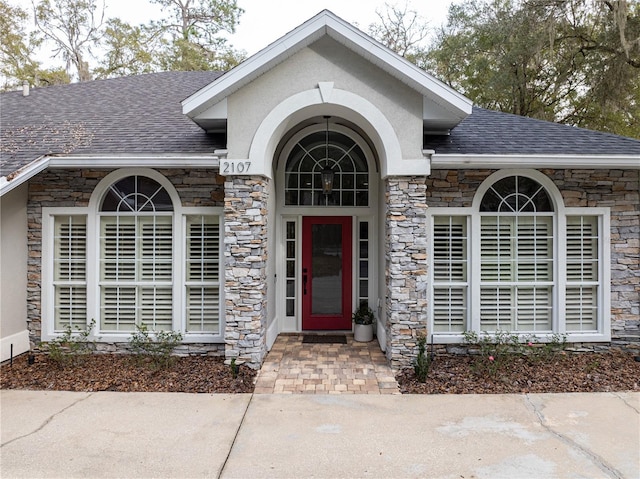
[368,2,430,68]
[33,0,105,82]
[93,18,162,78]
[427,0,640,137]
[150,0,245,71]
[0,0,70,90]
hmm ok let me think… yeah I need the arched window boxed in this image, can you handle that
[42,169,224,342]
[99,176,174,331]
[478,175,554,332]
[429,170,609,341]
[285,130,369,206]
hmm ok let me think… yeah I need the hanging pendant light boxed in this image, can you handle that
[321,116,334,196]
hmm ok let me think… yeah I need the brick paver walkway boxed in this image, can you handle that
[254,334,400,394]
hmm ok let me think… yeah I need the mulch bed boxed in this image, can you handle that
[397,351,640,394]
[1,354,256,393]
[2,351,639,395]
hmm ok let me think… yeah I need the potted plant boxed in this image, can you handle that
[352,303,375,342]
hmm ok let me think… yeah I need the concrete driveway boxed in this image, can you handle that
[1,390,638,478]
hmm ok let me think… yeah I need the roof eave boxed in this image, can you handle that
[0,154,222,197]
[431,153,640,169]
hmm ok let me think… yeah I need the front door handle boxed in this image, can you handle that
[303,274,307,295]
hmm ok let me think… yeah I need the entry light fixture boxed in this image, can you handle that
[321,116,334,196]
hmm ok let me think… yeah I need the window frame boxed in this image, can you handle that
[427,170,611,343]
[41,169,225,343]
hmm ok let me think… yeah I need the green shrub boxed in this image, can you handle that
[413,335,431,383]
[129,324,183,369]
[48,319,96,368]
[463,331,568,377]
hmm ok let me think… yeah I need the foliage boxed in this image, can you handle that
[128,324,183,369]
[426,0,640,137]
[34,0,106,82]
[463,330,568,377]
[413,334,431,383]
[47,319,96,368]
[0,1,70,90]
[368,1,430,68]
[352,302,375,325]
[93,18,160,78]
[148,0,246,71]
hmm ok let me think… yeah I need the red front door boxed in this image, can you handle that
[302,216,352,330]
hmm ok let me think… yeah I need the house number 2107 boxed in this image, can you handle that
[221,160,252,174]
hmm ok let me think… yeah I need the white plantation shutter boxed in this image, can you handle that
[99,214,174,331]
[480,215,554,332]
[432,216,468,332]
[480,287,512,330]
[53,215,87,330]
[566,216,599,331]
[480,218,513,281]
[101,286,136,331]
[516,217,553,282]
[140,218,173,281]
[186,215,220,333]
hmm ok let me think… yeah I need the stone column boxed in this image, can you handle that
[385,176,428,370]
[224,176,269,369]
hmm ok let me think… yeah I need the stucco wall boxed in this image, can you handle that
[226,36,424,163]
[0,183,29,360]
[26,168,225,350]
[425,168,640,348]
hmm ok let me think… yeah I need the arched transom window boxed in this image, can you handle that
[285,130,369,207]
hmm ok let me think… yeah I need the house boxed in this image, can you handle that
[1,10,639,369]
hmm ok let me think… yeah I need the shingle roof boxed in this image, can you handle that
[2,72,639,179]
[424,107,640,155]
[1,71,225,176]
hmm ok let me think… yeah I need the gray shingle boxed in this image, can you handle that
[424,107,640,155]
[2,72,639,178]
[1,71,225,176]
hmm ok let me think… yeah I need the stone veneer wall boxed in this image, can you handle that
[385,176,428,370]
[223,176,269,369]
[26,168,225,354]
[425,169,640,352]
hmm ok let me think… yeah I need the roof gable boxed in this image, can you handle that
[182,10,472,132]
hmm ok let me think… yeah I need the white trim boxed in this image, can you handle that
[1,155,221,197]
[471,169,564,212]
[41,207,90,341]
[182,10,471,121]
[1,330,30,362]
[432,154,640,170]
[248,86,418,179]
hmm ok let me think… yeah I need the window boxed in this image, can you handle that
[42,170,224,342]
[429,171,610,342]
[53,215,87,330]
[285,130,369,207]
[185,215,221,332]
[432,216,468,333]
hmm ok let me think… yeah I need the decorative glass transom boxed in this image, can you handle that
[101,176,173,212]
[480,176,553,212]
[285,131,369,206]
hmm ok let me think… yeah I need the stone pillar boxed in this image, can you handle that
[385,176,428,370]
[224,176,269,369]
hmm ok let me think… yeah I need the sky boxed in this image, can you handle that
[13,0,455,67]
